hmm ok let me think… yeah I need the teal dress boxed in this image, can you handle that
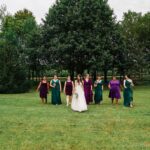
[94,80,103,104]
[123,80,133,107]
[51,80,62,105]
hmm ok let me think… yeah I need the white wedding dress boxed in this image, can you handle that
[71,81,88,112]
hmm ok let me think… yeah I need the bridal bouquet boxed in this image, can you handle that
[74,92,78,99]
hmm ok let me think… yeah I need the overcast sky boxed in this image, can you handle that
[1,0,150,23]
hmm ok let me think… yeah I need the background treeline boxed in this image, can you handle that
[0,0,149,93]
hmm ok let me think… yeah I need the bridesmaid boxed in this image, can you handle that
[94,75,104,104]
[83,74,93,105]
[108,76,121,104]
[50,75,62,105]
[37,76,49,104]
[123,75,134,107]
[64,75,74,106]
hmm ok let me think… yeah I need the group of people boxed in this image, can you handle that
[37,74,134,112]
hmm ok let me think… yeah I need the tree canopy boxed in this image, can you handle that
[0,2,149,93]
[42,0,120,79]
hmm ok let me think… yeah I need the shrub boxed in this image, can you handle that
[0,69,31,93]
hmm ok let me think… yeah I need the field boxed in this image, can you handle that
[0,86,150,150]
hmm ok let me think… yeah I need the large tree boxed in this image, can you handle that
[137,13,150,73]
[120,11,150,78]
[0,9,37,93]
[25,25,47,80]
[42,0,118,80]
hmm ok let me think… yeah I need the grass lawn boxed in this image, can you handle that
[0,86,150,150]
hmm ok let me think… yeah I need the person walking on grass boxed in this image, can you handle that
[64,75,74,106]
[94,75,104,104]
[37,76,49,104]
[83,74,93,105]
[71,74,88,112]
[50,75,62,105]
[123,75,134,108]
[108,76,121,105]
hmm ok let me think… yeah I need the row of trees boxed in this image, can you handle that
[0,6,41,93]
[0,0,149,93]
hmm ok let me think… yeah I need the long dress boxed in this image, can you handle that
[83,79,93,104]
[123,79,133,107]
[71,81,88,112]
[39,82,48,99]
[51,79,62,105]
[109,80,121,100]
[94,80,103,104]
[65,81,73,96]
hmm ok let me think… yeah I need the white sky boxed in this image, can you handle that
[1,0,150,23]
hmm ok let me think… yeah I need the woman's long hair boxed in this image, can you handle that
[77,74,82,83]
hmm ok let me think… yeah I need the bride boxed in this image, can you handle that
[71,74,88,112]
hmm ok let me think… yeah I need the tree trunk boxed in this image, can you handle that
[28,68,31,80]
[104,69,108,83]
[70,67,75,81]
[112,67,115,76]
[31,69,34,81]
[92,70,97,81]
[35,70,38,82]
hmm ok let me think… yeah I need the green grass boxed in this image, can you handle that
[0,86,150,150]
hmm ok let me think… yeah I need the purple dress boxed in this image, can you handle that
[40,82,48,99]
[83,79,93,104]
[109,80,121,99]
[65,81,73,96]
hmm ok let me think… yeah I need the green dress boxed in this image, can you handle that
[123,80,133,107]
[51,79,62,105]
[94,80,103,104]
